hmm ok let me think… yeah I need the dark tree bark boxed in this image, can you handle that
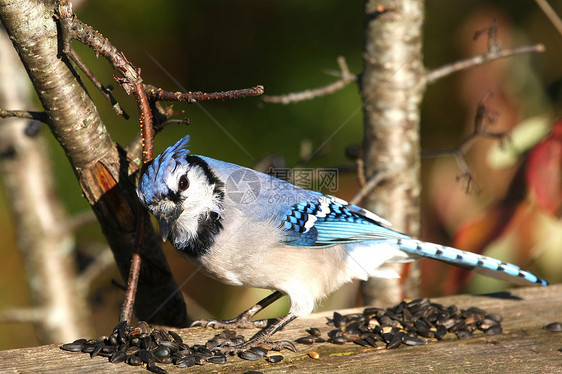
[0,0,188,327]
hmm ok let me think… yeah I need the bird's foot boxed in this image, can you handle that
[191,316,273,329]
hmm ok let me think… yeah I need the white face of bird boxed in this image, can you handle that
[138,157,224,245]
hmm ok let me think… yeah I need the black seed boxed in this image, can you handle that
[387,332,404,349]
[61,342,85,352]
[101,345,117,354]
[153,346,171,360]
[147,363,167,374]
[207,355,227,364]
[306,327,321,337]
[81,343,96,354]
[485,325,503,335]
[192,353,207,365]
[435,325,447,340]
[295,336,315,345]
[457,330,474,339]
[90,340,105,358]
[330,336,346,345]
[440,318,457,329]
[231,337,245,345]
[175,356,196,368]
[109,350,127,363]
[354,338,369,347]
[485,313,503,323]
[266,354,284,363]
[157,340,179,353]
[544,322,562,332]
[364,335,379,347]
[239,350,263,361]
[140,335,152,350]
[194,346,213,358]
[250,347,268,358]
[328,329,343,338]
[138,349,154,364]
[169,330,183,343]
[333,312,345,328]
[382,332,394,343]
[243,371,264,374]
[126,346,140,355]
[127,355,143,366]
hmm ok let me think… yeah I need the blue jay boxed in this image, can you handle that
[137,135,547,353]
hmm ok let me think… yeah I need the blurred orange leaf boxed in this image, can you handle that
[526,120,562,218]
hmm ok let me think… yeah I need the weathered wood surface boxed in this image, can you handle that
[1,284,561,374]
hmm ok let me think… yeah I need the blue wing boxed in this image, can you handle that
[280,193,409,247]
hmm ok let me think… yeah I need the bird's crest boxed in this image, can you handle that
[137,135,191,206]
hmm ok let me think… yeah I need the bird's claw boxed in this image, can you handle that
[190,318,270,329]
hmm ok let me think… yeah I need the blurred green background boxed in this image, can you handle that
[1,0,561,349]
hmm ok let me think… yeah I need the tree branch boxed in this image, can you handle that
[535,0,562,37]
[146,84,264,103]
[66,48,129,119]
[0,108,49,123]
[263,56,357,104]
[426,44,545,84]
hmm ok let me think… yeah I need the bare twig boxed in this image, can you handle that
[0,108,49,123]
[426,44,545,84]
[350,171,387,206]
[263,56,357,104]
[535,0,562,37]
[422,95,504,193]
[146,84,264,103]
[66,49,129,119]
[120,209,146,323]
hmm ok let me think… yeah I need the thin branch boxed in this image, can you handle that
[350,171,387,206]
[422,96,504,193]
[66,49,129,119]
[0,108,49,123]
[263,56,357,104]
[535,0,562,37]
[120,208,146,323]
[426,44,545,84]
[145,84,264,103]
[0,307,46,323]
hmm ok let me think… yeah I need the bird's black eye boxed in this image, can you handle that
[178,175,189,191]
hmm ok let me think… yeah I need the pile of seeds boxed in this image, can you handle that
[296,298,503,350]
[61,298,503,372]
[61,320,286,373]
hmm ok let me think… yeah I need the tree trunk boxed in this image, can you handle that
[0,0,188,327]
[360,0,425,305]
[0,26,93,344]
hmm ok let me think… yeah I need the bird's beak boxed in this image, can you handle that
[159,218,171,242]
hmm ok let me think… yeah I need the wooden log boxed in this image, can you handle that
[1,284,561,373]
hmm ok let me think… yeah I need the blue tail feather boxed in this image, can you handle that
[394,239,548,287]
